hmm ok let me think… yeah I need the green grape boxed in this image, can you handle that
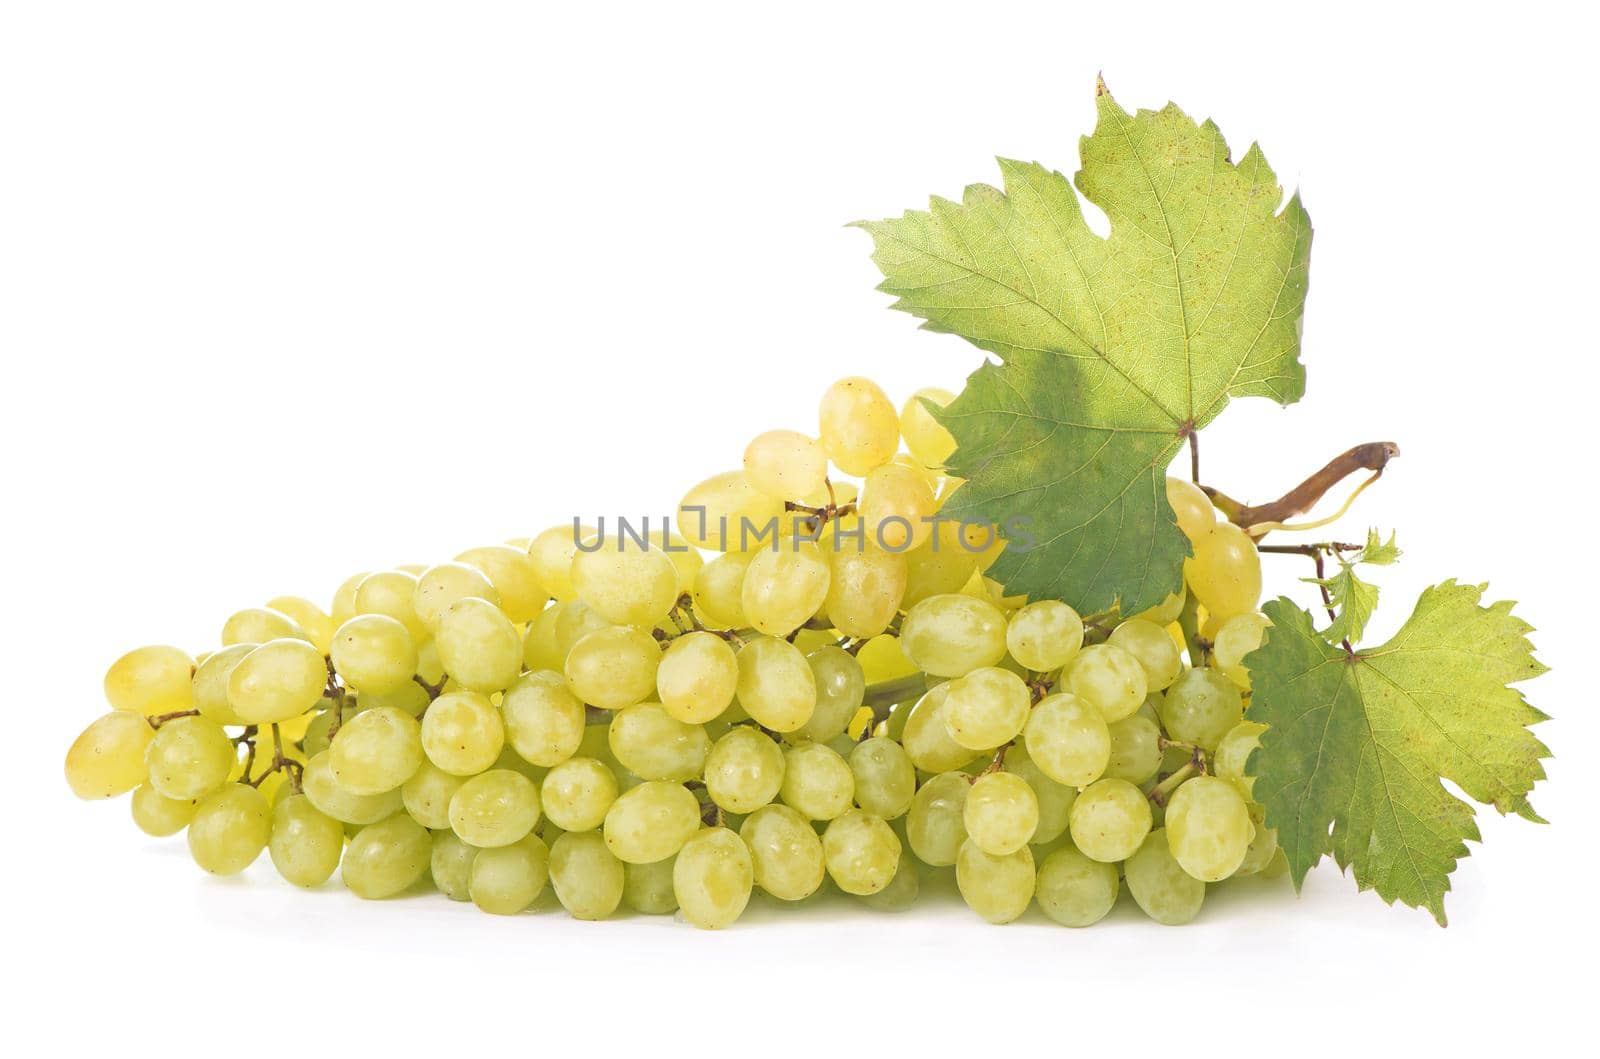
[420,691,505,776]
[1068,778,1152,863]
[268,793,344,887]
[549,830,625,920]
[603,780,700,863]
[955,839,1035,924]
[130,783,197,836]
[1125,828,1206,925]
[899,594,1008,678]
[734,636,816,732]
[779,742,854,821]
[623,856,680,915]
[649,529,703,596]
[1023,693,1111,787]
[521,603,566,672]
[331,572,368,626]
[739,803,826,901]
[354,570,427,641]
[859,463,937,551]
[191,643,255,725]
[1064,643,1148,723]
[673,827,754,929]
[145,715,235,800]
[414,562,500,631]
[822,810,900,895]
[1214,720,1267,797]
[187,784,271,875]
[469,833,550,915]
[222,607,309,647]
[1213,612,1270,690]
[899,386,956,468]
[400,760,467,829]
[963,771,1039,856]
[1160,668,1244,751]
[900,685,980,773]
[435,598,522,693]
[704,726,786,813]
[741,542,830,638]
[677,471,788,552]
[823,537,907,640]
[570,536,680,629]
[818,376,899,476]
[228,638,328,724]
[1104,710,1163,784]
[1165,775,1253,882]
[329,706,423,795]
[430,829,477,901]
[301,750,403,824]
[541,757,619,832]
[653,631,736,725]
[501,670,585,767]
[1108,618,1183,691]
[691,550,755,628]
[848,737,916,819]
[330,614,417,695]
[941,666,1030,750]
[1003,747,1076,845]
[608,703,709,782]
[900,521,980,611]
[564,625,661,710]
[1134,583,1187,627]
[743,429,829,501]
[554,601,612,661]
[341,813,430,899]
[1035,845,1120,927]
[1183,521,1262,621]
[1165,476,1216,540]
[448,769,541,848]
[1233,802,1279,876]
[527,525,591,603]
[456,545,546,624]
[794,645,866,743]
[1005,600,1085,673]
[65,711,154,799]
[860,848,921,912]
[104,645,194,713]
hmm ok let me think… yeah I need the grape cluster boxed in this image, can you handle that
[66,377,1283,928]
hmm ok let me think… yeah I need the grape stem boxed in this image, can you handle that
[146,708,200,729]
[412,673,447,701]
[1188,430,1200,484]
[1204,441,1399,535]
[247,722,304,792]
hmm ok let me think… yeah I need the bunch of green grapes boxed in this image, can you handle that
[66,377,1282,929]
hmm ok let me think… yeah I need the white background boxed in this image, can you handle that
[2,1,1592,1051]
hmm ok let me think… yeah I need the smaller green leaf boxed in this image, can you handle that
[1304,564,1380,645]
[1357,528,1402,566]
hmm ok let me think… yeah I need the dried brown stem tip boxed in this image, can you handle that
[1212,441,1399,529]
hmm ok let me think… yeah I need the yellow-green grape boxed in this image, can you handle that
[130,783,197,836]
[187,784,271,875]
[743,429,829,501]
[818,376,899,476]
[691,551,755,628]
[1213,611,1271,690]
[267,793,343,887]
[521,602,566,672]
[1160,667,1244,751]
[354,571,427,641]
[265,597,335,655]
[413,562,500,632]
[794,646,866,743]
[899,387,957,468]
[1108,618,1184,691]
[624,856,680,914]
[673,827,753,929]
[848,736,916,819]
[779,742,854,821]
[704,727,785,813]
[603,780,700,863]
[900,684,980,773]
[955,838,1035,924]
[571,539,679,628]
[1004,600,1083,673]
[823,539,907,639]
[456,545,546,624]
[144,716,235,800]
[341,813,430,899]
[656,631,738,724]
[1135,584,1188,627]
[191,644,254,725]
[528,525,592,603]
[608,703,709,782]
[734,636,816,732]
[1023,693,1110,787]
[1183,521,1262,621]
[330,615,417,696]
[331,572,368,626]
[963,771,1039,856]
[222,607,309,647]
[901,522,980,611]
[739,803,825,900]
[301,750,402,824]
[540,757,618,832]
[554,600,611,660]
[822,809,900,895]
[431,829,477,901]
[420,691,503,776]
[1104,710,1164,784]
[677,471,787,552]
[1064,643,1148,723]
[104,645,194,713]
[740,542,830,638]
[400,760,466,829]
[1165,476,1216,540]
[564,626,660,710]
[1234,802,1279,877]
[651,529,704,594]
[1004,747,1076,844]
[1125,828,1206,925]
[435,598,522,693]
[469,833,550,915]
[1214,720,1267,798]
[228,638,327,724]
[1165,775,1254,882]
[329,706,423,795]
[941,666,1030,750]
[899,594,1007,677]
[65,711,154,798]
[549,830,625,920]
[501,670,585,767]
[905,771,968,866]
[859,463,937,551]
[858,847,921,912]
[1036,845,1119,927]
[1068,777,1153,863]
[448,768,541,848]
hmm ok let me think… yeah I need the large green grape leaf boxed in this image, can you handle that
[856,83,1312,613]
[1246,583,1550,924]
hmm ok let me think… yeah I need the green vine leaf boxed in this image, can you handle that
[855,82,1312,613]
[1246,583,1550,924]
[1305,529,1401,644]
